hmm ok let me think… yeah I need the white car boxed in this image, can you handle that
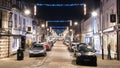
[29,43,47,57]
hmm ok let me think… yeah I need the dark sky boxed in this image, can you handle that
[24,0,100,34]
[24,0,100,20]
[35,0,100,20]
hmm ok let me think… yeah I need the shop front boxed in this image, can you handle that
[93,34,101,54]
[103,27,117,59]
[85,32,93,46]
[11,36,20,54]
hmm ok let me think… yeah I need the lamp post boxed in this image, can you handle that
[41,24,45,42]
[74,22,79,41]
[100,1,104,60]
[91,11,97,50]
[8,12,13,57]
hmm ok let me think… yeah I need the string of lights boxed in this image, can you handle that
[37,3,84,7]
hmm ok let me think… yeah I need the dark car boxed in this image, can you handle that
[29,43,47,57]
[74,43,87,56]
[76,45,97,66]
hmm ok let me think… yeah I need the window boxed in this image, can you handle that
[110,14,116,23]
[27,27,31,31]
[2,0,11,7]
[23,19,26,31]
[14,14,17,28]
[0,11,2,28]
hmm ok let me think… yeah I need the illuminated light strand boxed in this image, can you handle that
[51,26,67,28]
[47,20,70,22]
[37,3,85,7]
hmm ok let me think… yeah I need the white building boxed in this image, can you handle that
[81,9,101,54]
[101,0,117,59]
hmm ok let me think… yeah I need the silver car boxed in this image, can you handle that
[29,43,47,57]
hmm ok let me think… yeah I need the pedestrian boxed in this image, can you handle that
[107,43,111,60]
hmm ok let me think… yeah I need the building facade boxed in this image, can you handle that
[81,9,101,54]
[101,0,117,59]
[0,0,36,58]
[0,0,12,58]
[81,0,119,59]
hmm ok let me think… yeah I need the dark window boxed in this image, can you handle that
[110,14,116,23]
[14,14,17,28]
[0,11,2,28]
[23,19,26,31]
[28,27,31,31]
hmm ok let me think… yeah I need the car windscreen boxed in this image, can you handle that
[31,44,44,50]
[78,46,94,52]
[72,43,79,46]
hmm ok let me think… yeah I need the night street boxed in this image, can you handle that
[0,41,120,68]
[0,0,120,68]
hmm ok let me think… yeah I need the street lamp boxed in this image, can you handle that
[74,22,80,42]
[41,24,45,42]
[92,11,97,33]
[91,11,97,48]
[24,9,31,15]
[92,11,97,17]
[92,11,105,60]
[41,24,45,28]
[74,22,78,26]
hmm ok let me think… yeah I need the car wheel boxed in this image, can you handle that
[76,58,79,65]
[74,53,77,57]
[44,52,47,56]
[93,62,97,66]
[29,54,32,57]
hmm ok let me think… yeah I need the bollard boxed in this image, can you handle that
[17,48,24,60]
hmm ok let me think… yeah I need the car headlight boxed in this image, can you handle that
[76,53,81,56]
[29,50,34,53]
[40,50,44,53]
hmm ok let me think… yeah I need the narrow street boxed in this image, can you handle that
[0,41,120,68]
[40,41,75,68]
[37,41,120,68]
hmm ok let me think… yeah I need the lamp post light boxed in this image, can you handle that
[92,11,98,17]
[74,22,78,34]
[74,22,78,26]
[74,22,80,42]
[41,24,45,42]
[41,24,45,28]
[24,9,31,15]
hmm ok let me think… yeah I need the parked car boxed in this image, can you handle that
[29,43,47,57]
[44,42,52,51]
[68,42,80,52]
[74,43,87,56]
[63,40,70,46]
[76,45,97,66]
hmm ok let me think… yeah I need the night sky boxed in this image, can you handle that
[24,0,100,34]
[35,0,100,20]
